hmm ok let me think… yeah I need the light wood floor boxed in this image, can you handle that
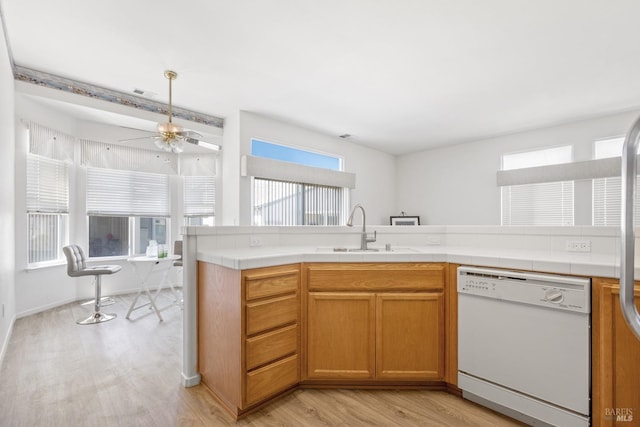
[0,292,523,427]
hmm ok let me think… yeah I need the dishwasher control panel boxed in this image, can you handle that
[458,266,590,313]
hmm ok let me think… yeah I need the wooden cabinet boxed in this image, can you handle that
[304,263,446,382]
[592,278,640,427]
[307,292,376,379]
[198,262,300,418]
[376,292,444,379]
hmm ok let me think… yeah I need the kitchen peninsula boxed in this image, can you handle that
[182,225,639,425]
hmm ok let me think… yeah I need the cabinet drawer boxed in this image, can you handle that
[245,354,299,406]
[246,324,298,371]
[246,294,298,335]
[307,263,445,291]
[245,265,299,301]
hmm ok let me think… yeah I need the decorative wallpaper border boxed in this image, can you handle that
[14,65,224,129]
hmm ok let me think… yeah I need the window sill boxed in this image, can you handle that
[26,260,66,271]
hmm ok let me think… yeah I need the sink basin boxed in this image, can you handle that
[315,247,419,253]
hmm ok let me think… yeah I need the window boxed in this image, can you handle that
[592,137,639,226]
[26,154,69,265]
[253,178,345,225]
[86,168,170,257]
[250,139,348,225]
[184,175,216,226]
[501,146,574,226]
[251,139,341,170]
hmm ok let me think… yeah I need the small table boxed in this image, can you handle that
[126,255,181,321]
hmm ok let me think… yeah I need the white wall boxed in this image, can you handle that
[0,16,16,362]
[235,111,397,225]
[396,110,640,225]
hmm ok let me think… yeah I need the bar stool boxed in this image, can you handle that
[63,244,121,325]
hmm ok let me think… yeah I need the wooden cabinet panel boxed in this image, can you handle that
[246,324,298,371]
[592,278,640,427]
[245,264,299,301]
[306,263,445,292]
[246,294,297,336]
[307,292,376,379]
[376,292,444,380]
[197,262,243,409]
[245,355,299,406]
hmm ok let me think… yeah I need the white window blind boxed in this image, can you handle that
[501,146,574,226]
[87,168,169,217]
[253,178,345,226]
[502,182,574,226]
[26,154,69,213]
[592,137,639,226]
[26,153,69,264]
[593,177,640,226]
[183,176,215,217]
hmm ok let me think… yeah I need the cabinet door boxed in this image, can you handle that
[376,292,444,380]
[592,279,640,427]
[307,292,376,379]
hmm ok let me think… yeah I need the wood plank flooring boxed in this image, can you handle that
[0,292,522,426]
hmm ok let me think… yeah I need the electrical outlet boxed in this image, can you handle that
[565,240,591,252]
[250,236,262,247]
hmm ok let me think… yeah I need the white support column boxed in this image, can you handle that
[181,233,200,387]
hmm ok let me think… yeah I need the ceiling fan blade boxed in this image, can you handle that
[119,135,159,142]
[177,130,203,139]
[183,136,221,151]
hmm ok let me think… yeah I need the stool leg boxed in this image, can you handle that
[76,275,117,325]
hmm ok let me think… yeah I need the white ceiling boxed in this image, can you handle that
[3,0,640,155]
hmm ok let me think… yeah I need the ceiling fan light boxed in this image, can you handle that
[157,121,181,134]
[154,138,166,150]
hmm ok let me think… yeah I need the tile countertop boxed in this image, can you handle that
[196,245,632,279]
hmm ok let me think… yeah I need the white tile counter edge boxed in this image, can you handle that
[196,245,628,278]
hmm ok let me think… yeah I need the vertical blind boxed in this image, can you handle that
[183,175,216,216]
[253,178,344,225]
[501,182,574,226]
[86,168,170,217]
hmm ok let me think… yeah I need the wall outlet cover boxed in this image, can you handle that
[565,240,591,252]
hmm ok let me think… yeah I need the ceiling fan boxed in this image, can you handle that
[121,70,216,153]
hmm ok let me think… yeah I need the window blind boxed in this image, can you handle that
[501,182,574,226]
[183,175,216,216]
[26,155,69,213]
[86,168,170,217]
[253,178,345,226]
[593,176,640,226]
[592,137,637,226]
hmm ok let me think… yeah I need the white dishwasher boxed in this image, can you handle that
[457,266,590,427]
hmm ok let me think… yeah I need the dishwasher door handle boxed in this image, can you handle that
[620,114,640,341]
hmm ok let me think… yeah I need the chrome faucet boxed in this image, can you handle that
[347,204,377,251]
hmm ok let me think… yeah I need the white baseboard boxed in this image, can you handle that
[0,315,16,369]
[15,286,144,319]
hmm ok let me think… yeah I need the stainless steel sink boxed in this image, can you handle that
[315,247,419,253]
